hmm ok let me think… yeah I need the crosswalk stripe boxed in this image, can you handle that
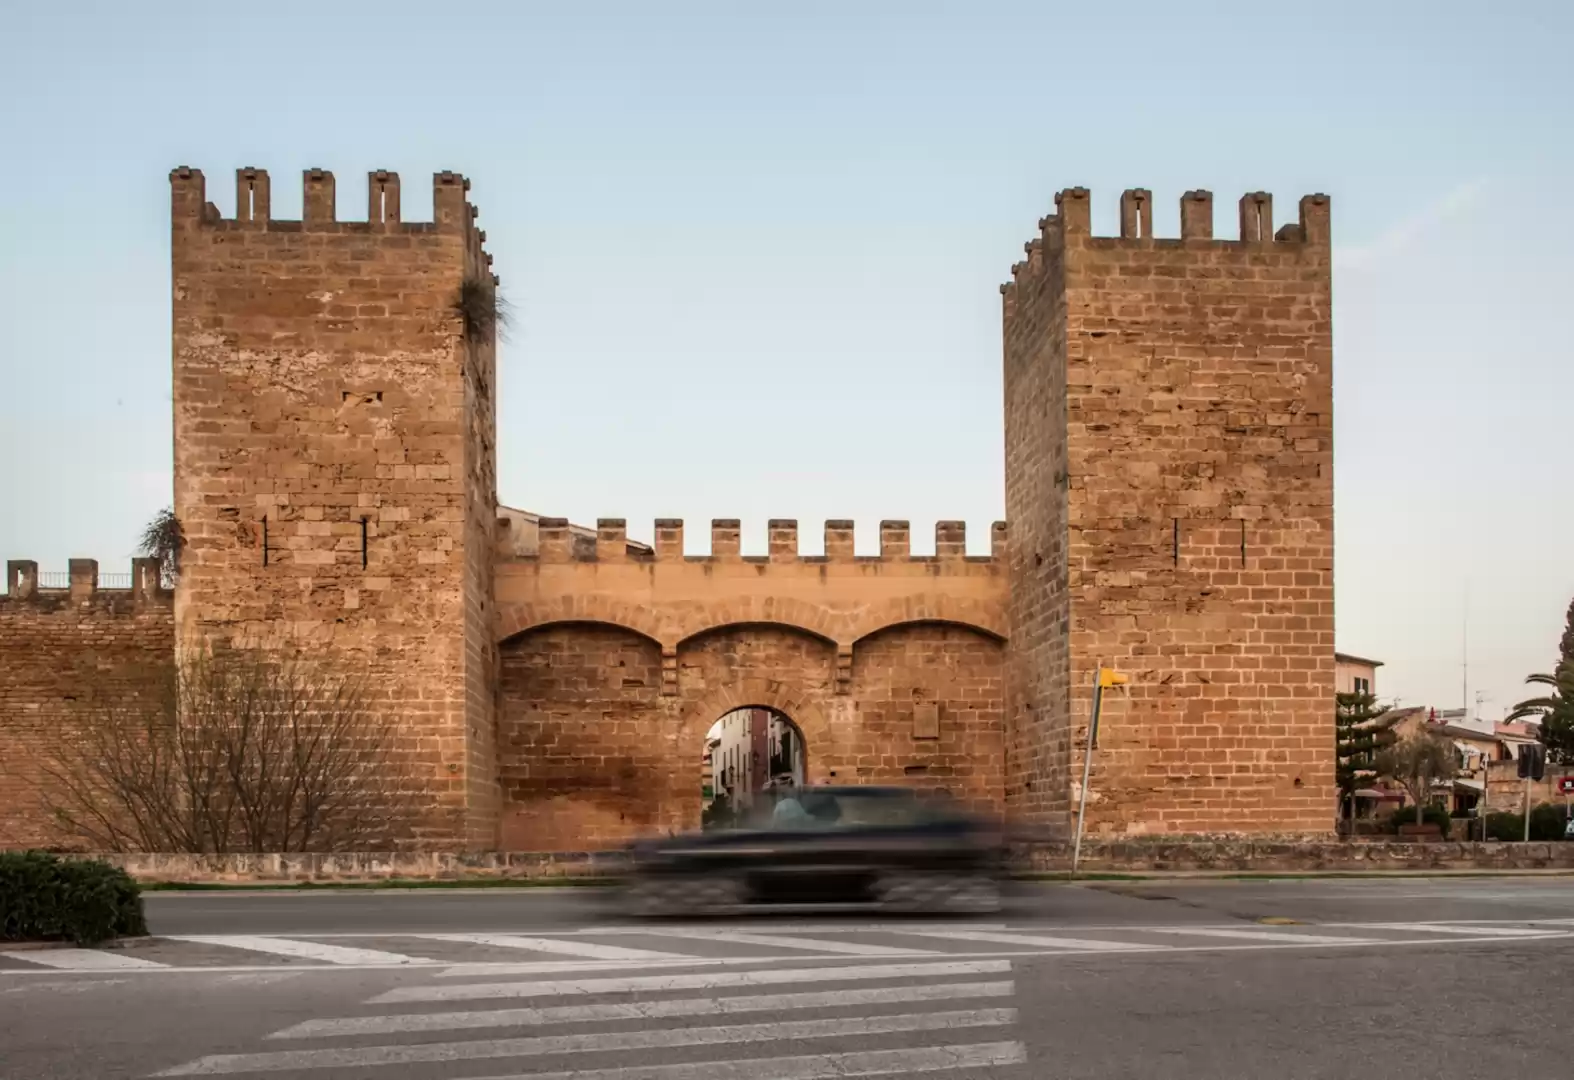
[640,929,934,956]
[0,949,166,971]
[434,956,802,979]
[1324,922,1555,937]
[270,979,1016,1039]
[162,936,432,966]
[156,1008,1018,1075]
[373,959,1013,1004]
[896,928,1163,952]
[451,1041,1029,1080]
[1136,927,1371,945]
[425,934,691,960]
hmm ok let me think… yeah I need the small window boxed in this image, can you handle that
[1354,677,1370,696]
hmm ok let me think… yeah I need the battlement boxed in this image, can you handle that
[1002,187,1330,301]
[524,519,1008,564]
[169,166,495,283]
[2,558,169,607]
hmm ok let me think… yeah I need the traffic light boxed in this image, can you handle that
[1518,743,1547,782]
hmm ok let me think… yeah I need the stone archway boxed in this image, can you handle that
[701,706,807,830]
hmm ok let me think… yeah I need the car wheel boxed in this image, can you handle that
[874,871,1000,914]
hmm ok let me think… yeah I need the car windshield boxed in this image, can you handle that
[746,789,945,831]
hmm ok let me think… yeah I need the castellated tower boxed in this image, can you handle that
[1002,188,1335,837]
[169,167,500,849]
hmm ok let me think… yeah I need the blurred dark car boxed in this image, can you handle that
[616,785,1005,917]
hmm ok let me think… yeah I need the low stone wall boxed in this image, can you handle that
[81,839,1574,885]
[95,851,621,884]
[1022,839,1574,874]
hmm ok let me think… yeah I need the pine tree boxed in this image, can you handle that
[1508,597,1574,764]
[1336,690,1394,821]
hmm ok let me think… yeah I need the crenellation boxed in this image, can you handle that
[369,170,400,225]
[303,168,336,224]
[824,521,855,560]
[67,558,98,601]
[5,560,37,599]
[710,519,742,559]
[1239,191,1272,242]
[236,167,270,224]
[1180,190,1213,239]
[654,518,685,562]
[595,519,628,562]
[935,521,967,559]
[768,519,798,561]
[1032,188,1325,247]
[1119,189,1152,239]
[880,520,910,558]
[1,558,172,608]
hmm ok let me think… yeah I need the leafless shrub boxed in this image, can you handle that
[452,275,512,343]
[40,650,397,853]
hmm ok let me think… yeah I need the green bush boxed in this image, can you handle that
[1384,803,1452,839]
[1485,804,1572,842]
[0,851,147,945]
[1485,811,1524,842]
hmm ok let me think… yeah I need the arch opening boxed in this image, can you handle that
[701,706,806,831]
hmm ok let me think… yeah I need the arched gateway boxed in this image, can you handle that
[494,516,1008,851]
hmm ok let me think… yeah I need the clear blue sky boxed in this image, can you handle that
[2,1,1570,718]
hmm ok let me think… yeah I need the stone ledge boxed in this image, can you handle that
[1021,839,1574,873]
[66,840,1574,885]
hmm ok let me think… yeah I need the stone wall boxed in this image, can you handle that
[1001,205,1072,828]
[83,840,1574,884]
[1002,188,1336,838]
[493,519,1008,850]
[169,167,499,848]
[0,560,173,849]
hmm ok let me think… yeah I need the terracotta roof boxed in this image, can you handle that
[1335,651,1384,668]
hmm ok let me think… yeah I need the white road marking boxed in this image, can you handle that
[453,1041,1029,1080]
[424,934,690,961]
[157,1008,1018,1075]
[1323,922,1557,937]
[270,979,1016,1039]
[374,959,1014,1004]
[598,922,1011,937]
[1136,927,1372,945]
[0,949,166,970]
[641,928,933,956]
[434,956,790,978]
[162,936,433,966]
[896,928,1163,952]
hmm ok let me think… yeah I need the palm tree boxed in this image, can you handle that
[1507,598,1574,763]
[1506,671,1563,722]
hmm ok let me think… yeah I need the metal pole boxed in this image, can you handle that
[1070,665,1104,880]
[1523,780,1531,843]
[1481,761,1489,842]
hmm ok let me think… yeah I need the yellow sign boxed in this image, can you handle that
[1098,668,1129,689]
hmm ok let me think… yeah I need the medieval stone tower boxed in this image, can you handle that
[168,167,501,848]
[1002,188,1336,836]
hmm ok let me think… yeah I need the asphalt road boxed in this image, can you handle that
[3,878,1571,1079]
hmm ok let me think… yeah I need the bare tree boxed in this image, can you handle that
[1375,729,1458,829]
[40,650,398,853]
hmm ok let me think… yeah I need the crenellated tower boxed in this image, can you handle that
[1002,188,1335,837]
[169,166,500,849]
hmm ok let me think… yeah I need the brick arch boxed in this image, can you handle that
[673,595,843,650]
[496,594,667,649]
[847,595,1007,645]
[681,679,834,782]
